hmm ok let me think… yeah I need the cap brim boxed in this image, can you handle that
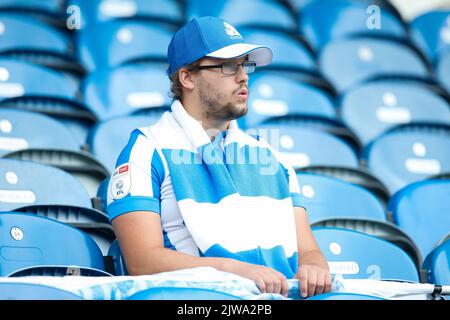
[206,43,273,66]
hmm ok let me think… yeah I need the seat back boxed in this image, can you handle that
[312,227,419,281]
[240,27,316,73]
[77,20,173,72]
[88,114,164,172]
[83,63,171,120]
[0,13,71,56]
[256,124,359,170]
[365,125,450,194]
[0,158,94,211]
[0,212,107,276]
[341,80,450,146]
[307,292,385,300]
[128,287,243,300]
[72,0,182,29]
[300,0,406,51]
[242,72,336,129]
[0,282,83,300]
[423,239,450,285]
[319,37,429,92]
[388,179,450,259]
[410,10,450,63]
[296,172,386,224]
[0,109,80,156]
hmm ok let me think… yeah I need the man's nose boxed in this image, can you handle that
[236,64,249,82]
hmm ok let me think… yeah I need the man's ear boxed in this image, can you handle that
[179,68,195,91]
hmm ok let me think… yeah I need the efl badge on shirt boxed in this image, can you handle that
[111,163,131,199]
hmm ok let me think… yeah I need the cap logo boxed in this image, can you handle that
[224,22,242,40]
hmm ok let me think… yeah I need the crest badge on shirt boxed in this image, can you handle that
[111,163,131,199]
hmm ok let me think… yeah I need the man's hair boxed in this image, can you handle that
[169,59,203,101]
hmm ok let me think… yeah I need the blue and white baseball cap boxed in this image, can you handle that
[167,16,273,76]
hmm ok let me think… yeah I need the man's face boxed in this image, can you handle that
[194,57,250,122]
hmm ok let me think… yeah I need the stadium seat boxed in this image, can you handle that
[108,239,128,276]
[295,172,387,224]
[69,0,183,29]
[423,239,450,285]
[239,27,316,74]
[312,227,420,282]
[255,124,359,170]
[0,159,114,253]
[0,0,67,28]
[88,114,164,172]
[299,0,407,51]
[319,37,430,92]
[128,287,243,300]
[340,80,450,146]
[410,10,450,63]
[388,179,450,260]
[186,0,296,33]
[0,212,110,276]
[0,13,85,87]
[239,72,336,129]
[262,115,362,153]
[0,108,79,157]
[297,173,422,269]
[3,148,110,199]
[0,58,97,145]
[437,49,450,95]
[0,282,83,300]
[364,124,450,195]
[77,19,173,72]
[299,165,391,206]
[307,292,385,300]
[83,63,171,121]
[0,13,71,57]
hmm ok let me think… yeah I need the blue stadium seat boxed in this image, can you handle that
[340,80,450,146]
[108,239,128,276]
[0,159,114,254]
[88,114,164,172]
[307,292,385,300]
[186,0,296,33]
[69,0,183,29]
[240,72,336,129]
[0,58,97,145]
[0,109,79,157]
[319,37,430,92]
[0,13,71,57]
[0,282,83,300]
[364,124,450,195]
[423,239,450,285]
[388,179,450,260]
[0,0,66,28]
[0,0,65,17]
[437,49,450,95]
[255,124,359,170]
[128,287,243,300]
[410,10,450,63]
[0,212,110,277]
[296,172,387,224]
[299,0,407,51]
[83,64,171,121]
[239,27,316,74]
[312,227,419,281]
[77,20,173,72]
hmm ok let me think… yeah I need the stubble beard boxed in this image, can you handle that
[198,78,248,122]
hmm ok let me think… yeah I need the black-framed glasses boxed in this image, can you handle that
[194,61,256,75]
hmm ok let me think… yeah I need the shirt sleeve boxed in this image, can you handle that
[106,129,165,222]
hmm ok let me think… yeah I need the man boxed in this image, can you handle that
[107,16,331,298]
